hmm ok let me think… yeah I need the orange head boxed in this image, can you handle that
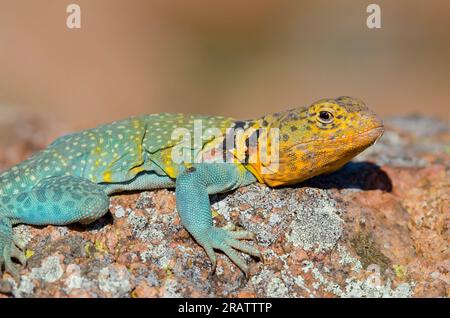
[249,96,384,186]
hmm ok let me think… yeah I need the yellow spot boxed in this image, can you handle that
[25,249,34,259]
[131,166,145,174]
[163,265,173,278]
[393,265,407,279]
[164,164,177,178]
[84,243,91,257]
[94,240,107,253]
[103,171,112,182]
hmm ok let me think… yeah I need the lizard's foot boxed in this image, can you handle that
[0,218,26,285]
[0,237,26,283]
[196,225,261,276]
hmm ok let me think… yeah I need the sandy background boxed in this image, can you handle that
[0,0,449,129]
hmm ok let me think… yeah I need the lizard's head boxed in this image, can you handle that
[252,96,384,186]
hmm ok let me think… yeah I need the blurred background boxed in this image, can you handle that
[0,0,449,130]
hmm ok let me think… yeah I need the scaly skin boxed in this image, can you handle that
[0,96,383,285]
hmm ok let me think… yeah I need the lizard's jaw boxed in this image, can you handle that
[368,126,384,145]
[250,125,384,187]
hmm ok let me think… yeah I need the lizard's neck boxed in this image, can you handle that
[230,114,282,185]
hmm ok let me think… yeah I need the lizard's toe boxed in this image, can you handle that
[203,244,217,274]
[223,235,261,259]
[11,243,27,267]
[197,226,260,275]
[1,237,25,284]
[227,229,256,241]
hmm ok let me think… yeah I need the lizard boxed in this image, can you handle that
[0,96,383,285]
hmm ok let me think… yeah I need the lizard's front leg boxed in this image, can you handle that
[175,164,260,275]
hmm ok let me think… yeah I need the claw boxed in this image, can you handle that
[203,244,217,275]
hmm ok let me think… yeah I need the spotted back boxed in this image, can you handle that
[7,114,239,187]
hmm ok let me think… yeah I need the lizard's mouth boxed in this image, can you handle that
[360,125,384,136]
[354,125,385,148]
[286,125,385,151]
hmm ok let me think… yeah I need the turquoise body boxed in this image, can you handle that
[0,114,260,284]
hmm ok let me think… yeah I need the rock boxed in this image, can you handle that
[0,110,448,297]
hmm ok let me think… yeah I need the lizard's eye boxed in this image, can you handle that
[317,111,334,124]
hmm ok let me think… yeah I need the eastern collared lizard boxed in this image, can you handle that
[0,96,383,284]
